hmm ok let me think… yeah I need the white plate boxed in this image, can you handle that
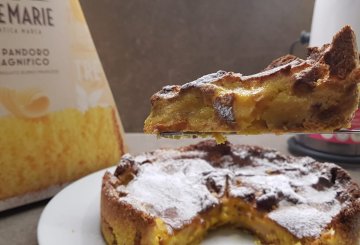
[37,167,255,245]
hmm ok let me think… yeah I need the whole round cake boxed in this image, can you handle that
[101,140,360,245]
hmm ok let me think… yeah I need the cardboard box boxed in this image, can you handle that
[0,0,125,211]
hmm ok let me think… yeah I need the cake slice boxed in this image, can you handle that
[144,26,360,135]
[101,140,360,245]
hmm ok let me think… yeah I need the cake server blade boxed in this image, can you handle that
[158,129,360,138]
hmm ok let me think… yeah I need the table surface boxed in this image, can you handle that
[1,133,360,245]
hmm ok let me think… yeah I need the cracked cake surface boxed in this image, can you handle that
[101,140,360,245]
[144,26,360,135]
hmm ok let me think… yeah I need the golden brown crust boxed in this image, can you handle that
[101,172,157,245]
[264,54,303,70]
[101,140,360,244]
[144,26,360,134]
[293,63,328,95]
[323,26,358,79]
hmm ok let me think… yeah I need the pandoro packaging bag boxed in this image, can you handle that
[0,0,125,211]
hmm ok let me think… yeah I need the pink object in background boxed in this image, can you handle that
[308,110,360,144]
[351,109,360,129]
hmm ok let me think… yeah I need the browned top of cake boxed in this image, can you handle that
[105,140,360,239]
[150,25,359,104]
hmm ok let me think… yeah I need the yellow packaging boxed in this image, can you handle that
[0,0,125,210]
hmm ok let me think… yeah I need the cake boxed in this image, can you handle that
[144,26,360,136]
[0,106,124,200]
[101,140,360,245]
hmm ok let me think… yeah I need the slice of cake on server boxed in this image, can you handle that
[144,26,360,136]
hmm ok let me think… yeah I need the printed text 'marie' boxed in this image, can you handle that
[0,3,54,26]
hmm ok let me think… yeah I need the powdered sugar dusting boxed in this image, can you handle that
[181,71,229,89]
[213,101,235,123]
[269,205,341,238]
[229,186,254,198]
[120,159,218,229]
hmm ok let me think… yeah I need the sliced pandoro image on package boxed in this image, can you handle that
[0,0,125,210]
